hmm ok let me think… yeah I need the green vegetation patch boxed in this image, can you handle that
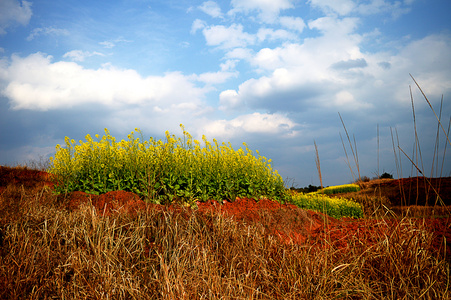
[49,125,285,205]
[318,183,361,195]
[287,191,364,219]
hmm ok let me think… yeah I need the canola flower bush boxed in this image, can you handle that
[286,190,363,219]
[49,125,285,205]
[318,183,361,195]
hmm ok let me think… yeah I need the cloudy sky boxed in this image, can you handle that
[1,0,450,187]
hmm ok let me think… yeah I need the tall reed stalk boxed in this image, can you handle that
[396,75,450,212]
[338,112,361,182]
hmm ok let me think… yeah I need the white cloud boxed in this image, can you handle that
[219,89,242,110]
[220,59,238,71]
[332,90,372,110]
[249,30,362,72]
[228,0,295,23]
[357,0,412,19]
[308,0,356,16]
[190,19,207,34]
[63,50,105,62]
[215,12,451,115]
[308,16,359,35]
[251,47,285,70]
[193,70,238,85]
[99,41,115,48]
[202,23,256,48]
[199,1,223,18]
[389,34,451,99]
[201,112,298,139]
[0,52,206,111]
[98,37,132,49]
[225,47,254,60]
[219,66,331,113]
[257,28,297,42]
[307,0,413,19]
[0,0,32,35]
[26,26,69,41]
[279,16,306,33]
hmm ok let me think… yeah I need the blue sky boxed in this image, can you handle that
[1,0,450,187]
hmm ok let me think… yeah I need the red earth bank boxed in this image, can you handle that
[376,177,451,206]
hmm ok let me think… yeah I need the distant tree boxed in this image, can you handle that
[289,184,321,193]
[360,176,370,182]
[379,172,393,179]
[308,184,319,193]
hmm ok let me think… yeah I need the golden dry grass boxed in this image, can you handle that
[0,177,449,300]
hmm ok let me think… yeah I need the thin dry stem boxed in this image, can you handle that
[338,112,361,181]
[314,140,323,189]
[410,74,451,147]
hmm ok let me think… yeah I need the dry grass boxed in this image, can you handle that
[0,181,449,300]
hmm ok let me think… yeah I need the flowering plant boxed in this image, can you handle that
[49,125,285,205]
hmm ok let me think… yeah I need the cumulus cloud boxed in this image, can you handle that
[218,67,330,113]
[0,0,32,35]
[228,0,295,23]
[308,0,356,16]
[190,19,207,34]
[279,16,306,33]
[201,112,298,139]
[193,70,238,85]
[212,15,371,112]
[332,90,372,110]
[220,59,238,71]
[216,15,451,116]
[199,1,223,18]
[224,47,254,60]
[0,52,206,111]
[26,26,69,41]
[219,89,242,111]
[308,16,359,35]
[256,28,298,42]
[202,23,256,48]
[357,0,412,19]
[308,0,412,19]
[391,34,451,97]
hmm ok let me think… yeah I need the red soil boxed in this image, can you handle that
[0,166,53,194]
[61,188,451,260]
[1,166,450,260]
